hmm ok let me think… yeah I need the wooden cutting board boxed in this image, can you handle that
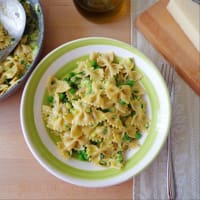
[135,0,200,96]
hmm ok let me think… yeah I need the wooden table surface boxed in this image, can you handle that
[0,1,133,200]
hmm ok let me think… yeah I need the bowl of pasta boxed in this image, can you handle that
[20,37,171,187]
[0,0,44,101]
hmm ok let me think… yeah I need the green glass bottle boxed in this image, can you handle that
[73,0,123,14]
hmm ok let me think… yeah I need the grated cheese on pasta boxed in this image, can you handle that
[42,52,149,169]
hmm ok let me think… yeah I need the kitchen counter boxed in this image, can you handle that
[0,1,132,199]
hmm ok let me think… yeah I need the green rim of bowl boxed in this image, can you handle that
[20,37,170,184]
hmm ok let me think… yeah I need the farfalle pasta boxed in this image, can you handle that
[0,0,39,95]
[0,23,11,50]
[42,52,149,169]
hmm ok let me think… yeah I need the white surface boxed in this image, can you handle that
[167,0,200,52]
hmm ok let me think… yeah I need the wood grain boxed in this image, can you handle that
[40,0,131,57]
[135,0,200,95]
[0,1,132,199]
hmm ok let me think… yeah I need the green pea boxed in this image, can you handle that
[59,93,68,103]
[135,132,142,140]
[69,71,76,78]
[131,110,136,116]
[123,132,133,142]
[77,149,89,161]
[69,88,77,94]
[91,60,97,67]
[59,93,65,100]
[127,80,135,86]
[119,99,127,105]
[116,151,123,163]
[47,95,53,103]
[91,60,100,69]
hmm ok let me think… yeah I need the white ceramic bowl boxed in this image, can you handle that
[20,37,171,187]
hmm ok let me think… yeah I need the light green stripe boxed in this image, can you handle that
[22,37,169,180]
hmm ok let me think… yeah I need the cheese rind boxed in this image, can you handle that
[167,0,200,52]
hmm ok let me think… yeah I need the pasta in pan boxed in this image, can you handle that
[42,52,149,169]
[0,0,39,95]
[0,23,11,50]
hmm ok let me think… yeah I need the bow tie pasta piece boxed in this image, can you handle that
[104,112,124,130]
[96,52,121,79]
[0,84,8,93]
[47,76,70,94]
[82,92,113,109]
[0,23,11,50]
[82,81,113,109]
[76,59,104,81]
[14,43,34,63]
[1,63,18,80]
[96,52,115,65]
[89,68,104,81]
[130,99,149,131]
[105,78,120,101]
[119,85,132,104]
[58,131,78,155]
[0,55,27,94]
[72,101,105,126]
[104,63,121,80]
[70,125,83,138]
[105,78,132,105]
[128,70,142,81]
[42,104,72,132]
[115,102,130,114]
[119,57,135,75]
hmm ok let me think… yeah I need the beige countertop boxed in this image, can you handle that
[0,1,133,199]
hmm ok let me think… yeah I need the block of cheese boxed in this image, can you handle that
[167,0,200,52]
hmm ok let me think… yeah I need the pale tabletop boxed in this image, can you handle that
[0,1,133,200]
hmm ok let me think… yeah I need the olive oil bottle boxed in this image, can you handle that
[73,0,123,15]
